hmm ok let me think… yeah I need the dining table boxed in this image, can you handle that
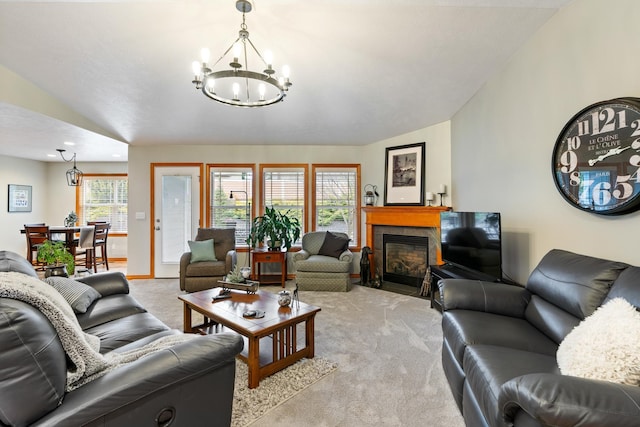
[21,225,81,254]
[49,226,81,252]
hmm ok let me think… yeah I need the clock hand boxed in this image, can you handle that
[588,146,631,166]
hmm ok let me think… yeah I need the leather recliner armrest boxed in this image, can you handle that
[35,333,244,427]
[77,271,130,297]
[500,373,640,427]
[439,279,530,318]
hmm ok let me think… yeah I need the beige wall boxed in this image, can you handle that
[451,0,640,283]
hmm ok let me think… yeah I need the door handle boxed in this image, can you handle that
[155,226,161,230]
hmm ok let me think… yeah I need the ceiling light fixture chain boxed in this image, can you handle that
[191,0,293,108]
[56,148,83,187]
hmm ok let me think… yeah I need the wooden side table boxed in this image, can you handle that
[251,248,287,287]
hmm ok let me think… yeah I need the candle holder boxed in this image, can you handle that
[425,191,435,206]
[437,192,445,206]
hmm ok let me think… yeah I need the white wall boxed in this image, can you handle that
[451,0,640,283]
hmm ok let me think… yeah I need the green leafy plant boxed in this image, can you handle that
[37,240,75,274]
[246,206,301,251]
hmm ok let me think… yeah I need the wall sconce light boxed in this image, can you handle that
[56,149,83,187]
[364,184,379,206]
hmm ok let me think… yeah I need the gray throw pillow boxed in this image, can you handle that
[318,231,349,259]
[188,239,217,263]
[44,276,102,314]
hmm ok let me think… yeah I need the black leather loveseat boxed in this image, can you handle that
[439,249,640,427]
[0,250,243,427]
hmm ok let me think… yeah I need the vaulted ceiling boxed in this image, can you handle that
[0,0,572,162]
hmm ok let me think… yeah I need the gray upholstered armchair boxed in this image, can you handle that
[179,228,237,293]
[293,231,353,291]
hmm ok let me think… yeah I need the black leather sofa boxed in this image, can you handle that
[0,250,244,427]
[439,249,640,427]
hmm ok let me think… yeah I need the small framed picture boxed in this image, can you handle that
[8,184,32,213]
[384,142,425,206]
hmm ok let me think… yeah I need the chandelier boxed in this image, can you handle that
[191,0,292,107]
[56,149,83,187]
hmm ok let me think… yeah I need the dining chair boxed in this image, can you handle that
[73,226,97,273]
[89,222,110,271]
[24,225,50,269]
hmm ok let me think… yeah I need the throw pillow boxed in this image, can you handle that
[556,297,640,385]
[44,276,102,314]
[318,231,349,259]
[188,239,217,263]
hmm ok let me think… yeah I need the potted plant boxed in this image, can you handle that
[246,206,301,251]
[37,240,75,277]
[64,211,78,227]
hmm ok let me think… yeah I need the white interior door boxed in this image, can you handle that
[153,166,200,278]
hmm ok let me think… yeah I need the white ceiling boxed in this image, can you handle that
[0,0,572,162]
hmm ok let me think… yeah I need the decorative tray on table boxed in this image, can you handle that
[217,279,260,294]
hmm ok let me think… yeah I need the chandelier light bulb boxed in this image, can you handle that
[259,83,266,101]
[200,47,210,64]
[233,82,240,100]
[192,61,201,76]
[264,50,273,66]
[282,65,290,79]
[206,78,215,92]
[233,42,242,61]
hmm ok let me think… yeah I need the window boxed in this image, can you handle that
[261,165,308,243]
[208,165,254,246]
[78,175,128,233]
[312,165,360,246]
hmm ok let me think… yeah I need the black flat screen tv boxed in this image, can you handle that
[440,211,502,281]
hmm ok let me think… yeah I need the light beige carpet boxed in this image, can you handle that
[129,280,464,427]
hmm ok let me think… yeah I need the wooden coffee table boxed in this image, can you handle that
[178,288,321,389]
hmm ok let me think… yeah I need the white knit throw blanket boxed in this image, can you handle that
[0,272,197,391]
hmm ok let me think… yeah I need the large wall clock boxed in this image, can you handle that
[552,97,640,215]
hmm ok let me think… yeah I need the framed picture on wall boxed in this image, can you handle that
[8,184,32,213]
[384,142,425,206]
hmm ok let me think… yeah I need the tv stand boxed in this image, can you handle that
[429,264,506,312]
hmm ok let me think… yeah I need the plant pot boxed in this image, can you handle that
[45,265,69,278]
[268,240,282,251]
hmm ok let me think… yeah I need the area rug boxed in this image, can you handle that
[232,357,337,427]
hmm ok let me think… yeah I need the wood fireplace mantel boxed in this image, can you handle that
[362,206,450,265]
